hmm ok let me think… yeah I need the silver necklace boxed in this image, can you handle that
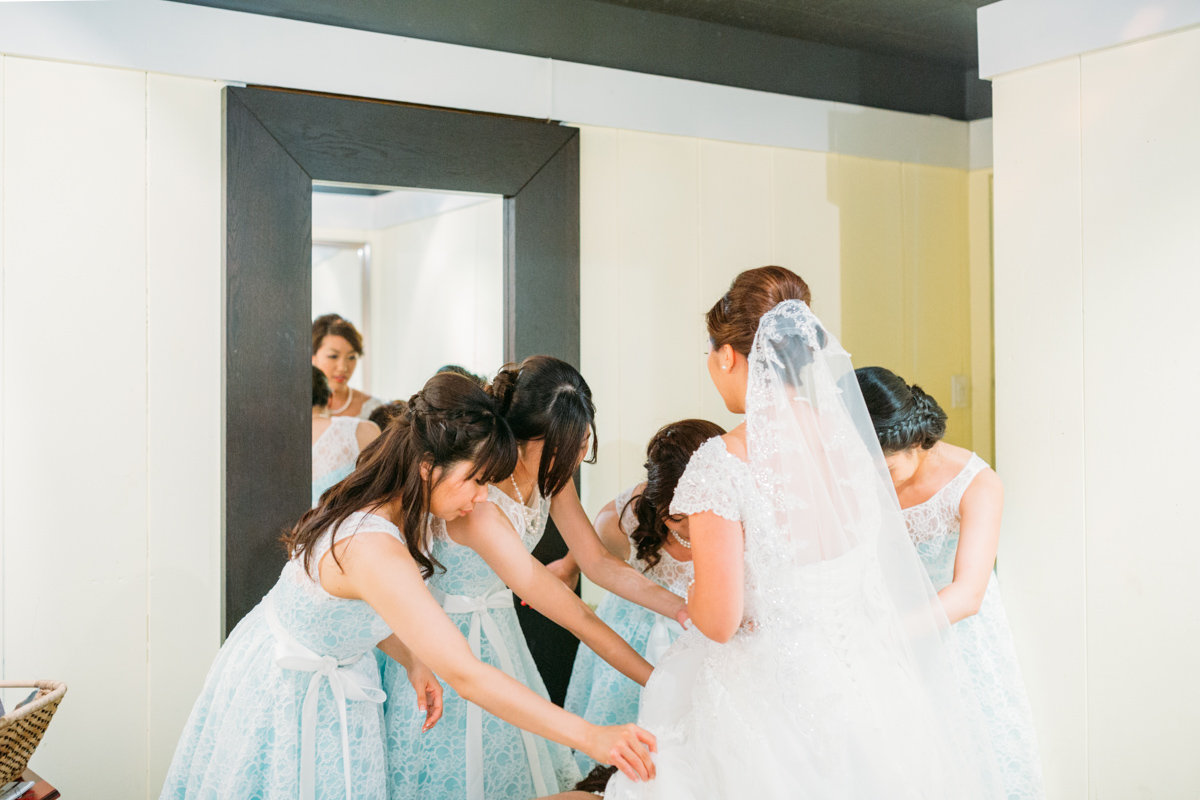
[329,386,354,415]
[670,530,692,549]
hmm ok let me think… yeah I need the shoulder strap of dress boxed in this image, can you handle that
[946,454,990,514]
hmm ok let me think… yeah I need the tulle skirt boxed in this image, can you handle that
[606,614,997,800]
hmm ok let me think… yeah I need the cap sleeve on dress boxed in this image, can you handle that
[668,437,742,522]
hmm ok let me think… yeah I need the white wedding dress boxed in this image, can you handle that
[606,301,1000,800]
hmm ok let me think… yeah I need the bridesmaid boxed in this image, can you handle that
[384,356,687,800]
[312,313,384,419]
[161,373,657,800]
[856,366,1046,800]
[312,366,380,507]
[562,419,724,774]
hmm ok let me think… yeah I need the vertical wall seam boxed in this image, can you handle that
[0,55,6,684]
[696,140,703,416]
[143,71,152,800]
[613,131,623,490]
[1076,55,1090,799]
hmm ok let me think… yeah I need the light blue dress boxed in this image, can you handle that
[312,416,363,507]
[160,512,398,800]
[383,485,582,800]
[905,454,1046,800]
[563,485,692,774]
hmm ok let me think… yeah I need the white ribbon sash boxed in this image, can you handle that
[431,583,551,800]
[644,614,685,667]
[265,598,387,800]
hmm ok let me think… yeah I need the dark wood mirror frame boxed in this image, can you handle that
[224,85,581,697]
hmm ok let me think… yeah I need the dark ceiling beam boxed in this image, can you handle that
[173,0,989,120]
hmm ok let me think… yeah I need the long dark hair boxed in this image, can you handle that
[628,419,726,568]
[286,372,517,578]
[855,366,948,454]
[487,355,597,497]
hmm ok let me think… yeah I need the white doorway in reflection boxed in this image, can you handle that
[312,182,503,401]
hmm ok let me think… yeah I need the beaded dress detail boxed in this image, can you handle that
[564,484,693,772]
[161,513,399,800]
[903,454,1046,800]
[382,483,581,800]
[312,416,362,507]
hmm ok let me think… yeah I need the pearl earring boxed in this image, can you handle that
[721,365,728,371]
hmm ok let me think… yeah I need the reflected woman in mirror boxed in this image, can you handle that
[856,366,1046,800]
[563,418,724,774]
[161,373,657,800]
[312,366,381,507]
[384,356,685,800]
[312,313,384,419]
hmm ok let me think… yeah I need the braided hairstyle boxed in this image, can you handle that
[487,356,597,498]
[854,366,948,454]
[629,419,726,568]
[286,372,517,579]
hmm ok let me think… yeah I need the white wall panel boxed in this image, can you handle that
[578,126,623,517]
[992,58,1087,799]
[146,73,223,794]
[697,140,771,431]
[614,131,701,486]
[0,57,6,697]
[770,148,841,337]
[2,56,148,795]
[1079,27,1200,795]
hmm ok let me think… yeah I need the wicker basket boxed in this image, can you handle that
[0,681,67,785]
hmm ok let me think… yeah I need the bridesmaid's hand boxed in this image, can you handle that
[673,599,691,630]
[545,555,581,591]
[584,723,657,782]
[407,664,444,732]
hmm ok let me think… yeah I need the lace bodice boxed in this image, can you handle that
[357,394,384,420]
[669,437,774,627]
[425,484,551,597]
[615,485,693,597]
[313,416,362,482]
[902,453,989,589]
[274,511,400,659]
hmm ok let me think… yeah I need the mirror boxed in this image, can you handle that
[311,181,504,409]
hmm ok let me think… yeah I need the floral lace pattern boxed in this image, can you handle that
[160,513,400,800]
[565,485,694,772]
[383,484,581,800]
[904,455,1047,800]
[312,417,361,506]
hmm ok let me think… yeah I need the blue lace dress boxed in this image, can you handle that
[382,484,582,800]
[312,416,363,507]
[563,484,692,774]
[160,512,398,800]
[905,454,1046,800]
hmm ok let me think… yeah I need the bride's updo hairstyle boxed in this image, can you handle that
[855,366,948,454]
[628,419,726,568]
[286,372,518,578]
[706,266,813,356]
[487,355,597,498]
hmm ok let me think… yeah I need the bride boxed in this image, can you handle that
[600,266,1000,799]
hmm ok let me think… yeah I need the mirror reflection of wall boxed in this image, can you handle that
[312,182,504,403]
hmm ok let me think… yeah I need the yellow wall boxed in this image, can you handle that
[579,125,995,529]
[837,158,983,452]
